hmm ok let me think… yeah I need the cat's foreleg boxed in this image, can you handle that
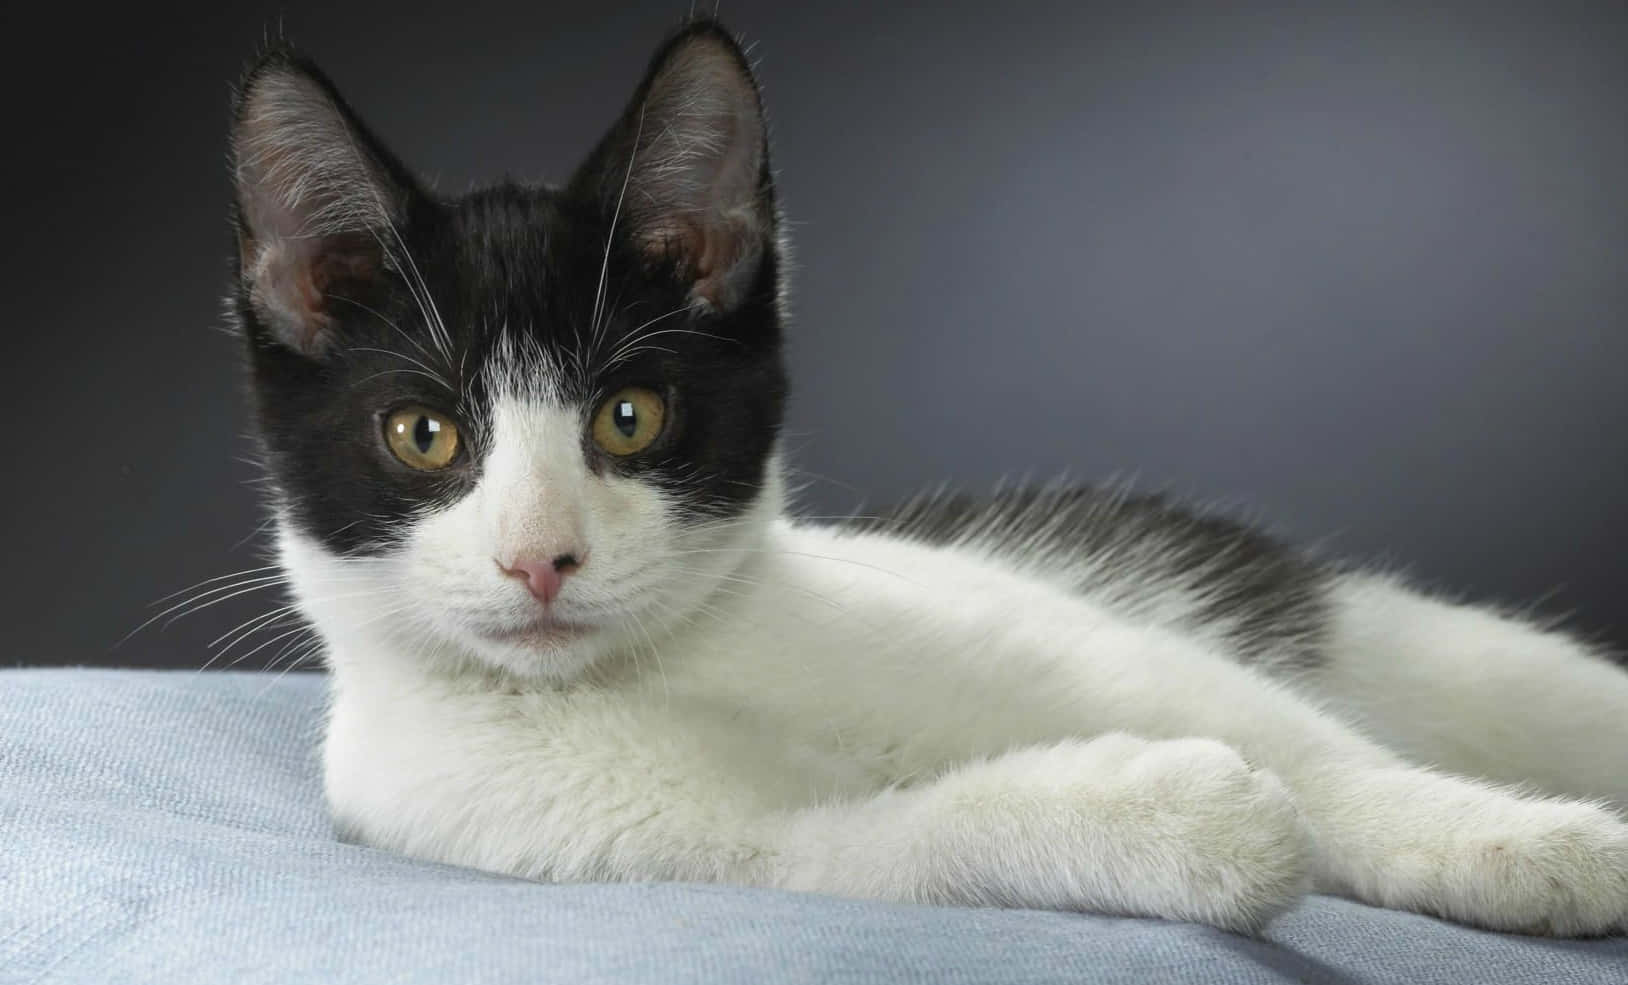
[327,682,1308,933]
[778,734,1310,932]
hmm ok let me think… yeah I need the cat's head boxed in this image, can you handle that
[229,22,788,681]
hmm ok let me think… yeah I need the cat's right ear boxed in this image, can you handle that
[569,23,778,316]
[229,48,417,358]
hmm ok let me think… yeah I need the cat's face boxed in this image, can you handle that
[230,25,787,681]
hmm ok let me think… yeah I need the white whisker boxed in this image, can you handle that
[591,98,650,356]
[345,346,455,391]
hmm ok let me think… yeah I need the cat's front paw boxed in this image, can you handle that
[1413,799,1628,936]
[1101,736,1313,933]
[956,735,1310,932]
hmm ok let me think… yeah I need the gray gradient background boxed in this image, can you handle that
[4,1,1624,670]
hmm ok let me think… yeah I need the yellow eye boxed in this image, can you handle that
[592,387,666,456]
[384,407,461,470]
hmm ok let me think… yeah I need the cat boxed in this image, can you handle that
[227,20,1628,936]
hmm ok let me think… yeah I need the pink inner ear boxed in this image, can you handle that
[247,235,329,354]
[247,229,381,356]
[635,215,761,312]
[692,216,763,311]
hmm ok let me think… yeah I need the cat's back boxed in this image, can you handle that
[813,485,1335,672]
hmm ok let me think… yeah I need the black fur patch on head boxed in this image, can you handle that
[228,22,787,556]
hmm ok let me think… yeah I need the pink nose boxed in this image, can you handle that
[498,554,582,604]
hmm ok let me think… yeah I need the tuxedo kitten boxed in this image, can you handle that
[228,21,1628,936]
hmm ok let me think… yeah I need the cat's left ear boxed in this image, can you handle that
[571,22,777,314]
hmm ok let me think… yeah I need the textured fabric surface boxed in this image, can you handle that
[2,669,1624,985]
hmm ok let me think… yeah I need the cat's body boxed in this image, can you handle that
[299,480,1628,934]
[230,22,1628,937]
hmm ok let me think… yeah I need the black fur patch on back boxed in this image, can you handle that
[827,486,1334,671]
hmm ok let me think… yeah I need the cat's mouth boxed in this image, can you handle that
[479,616,594,648]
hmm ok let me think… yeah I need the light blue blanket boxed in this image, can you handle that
[3,669,1624,984]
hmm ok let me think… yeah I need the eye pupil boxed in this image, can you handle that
[413,416,438,453]
[386,407,459,470]
[591,387,664,457]
[614,400,637,437]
